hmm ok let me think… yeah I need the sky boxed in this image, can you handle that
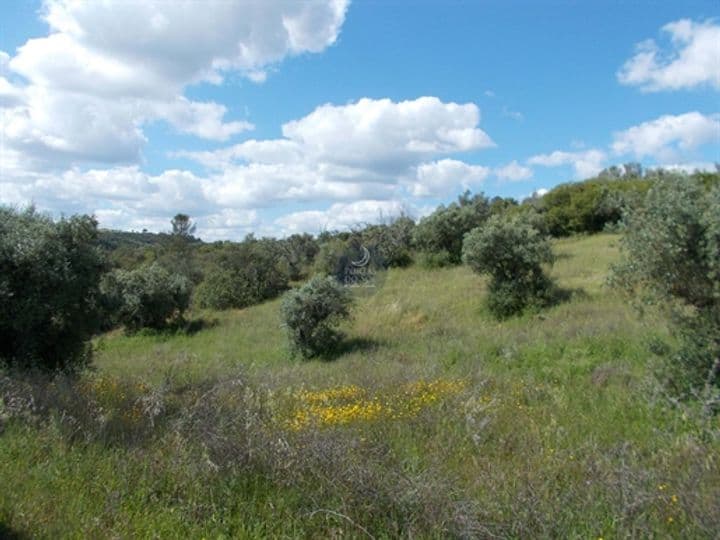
[1,0,718,240]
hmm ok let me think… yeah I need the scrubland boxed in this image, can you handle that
[1,234,718,538]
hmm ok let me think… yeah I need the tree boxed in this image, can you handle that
[413,191,492,266]
[611,173,720,396]
[462,212,555,318]
[101,263,191,333]
[281,276,353,359]
[171,213,196,238]
[194,236,290,310]
[0,208,106,371]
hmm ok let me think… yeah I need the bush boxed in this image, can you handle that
[611,173,720,394]
[540,177,651,236]
[281,276,353,359]
[462,212,555,318]
[0,208,106,371]
[413,191,492,265]
[278,233,319,280]
[194,236,289,310]
[362,216,415,268]
[101,263,191,333]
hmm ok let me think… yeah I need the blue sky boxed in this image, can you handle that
[1,0,718,239]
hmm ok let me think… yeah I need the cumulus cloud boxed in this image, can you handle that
[1,0,349,170]
[618,19,720,92]
[182,97,495,204]
[611,111,720,161]
[495,160,533,181]
[412,159,490,197]
[528,149,607,179]
[274,200,408,236]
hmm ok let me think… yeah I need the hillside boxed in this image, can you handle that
[1,234,718,538]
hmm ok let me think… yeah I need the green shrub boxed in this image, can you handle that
[361,216,415,268]
[462,212,555,318]
[101,263,191,333]
[279,233,319,280]
[413,191,492,265]
[313,237,350,278]
[281,276,353,359]
[0,207,106,371]
[611,173,720,394]
[194,236,289,310]
[540,177,651,236]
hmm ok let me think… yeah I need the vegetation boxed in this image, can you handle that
[281,275,353,359]
[1,234,718,538]
[1,168,719,538]
[612,174,720,398]
[194,236,289,310]
[100,264,191,333]
[463,212,555,318]
[0,208,105,371]
[413,191,493,266]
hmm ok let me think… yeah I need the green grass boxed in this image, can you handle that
[2,233,718,538]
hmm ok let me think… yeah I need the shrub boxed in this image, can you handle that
[0,207,105,371]
[540,177,651,236]
[413,191,492,265]
[194,236,289,310]
[611,173,720,394]
[313,237,350,279]
[279,233,319,280]
[362,215,415,268]
[281,276,353,359]
[101,263,191,332]
[462,212,555,318]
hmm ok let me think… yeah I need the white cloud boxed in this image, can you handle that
[1,0,349,170]
[182,97,495,204]
[280,97,494,171]
[618,19,720,92]
[412,159,490,197]
[275,200,408,236]
[495,160,533,181]
[528,149,607,179]
[611,111,720,161]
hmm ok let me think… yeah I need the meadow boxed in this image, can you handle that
[1,233,718,538]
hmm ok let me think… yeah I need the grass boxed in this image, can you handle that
[1,233,718,538]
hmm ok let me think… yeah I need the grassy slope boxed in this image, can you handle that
[1,234,718,538]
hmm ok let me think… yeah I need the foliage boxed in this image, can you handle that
[194,236,289,310]
[101,263,191,333]
[361,215,415,268]
[0,207,105,371]
[463,212,555,318]
[170,213,196,238]
[313,237,350,278]
[611,173,720,394]
[540,177,651,236]
[413,191,493,265]
[278,233,319,280]
[281,276,352,359]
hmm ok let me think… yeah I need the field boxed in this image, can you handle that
[1,234,718,538]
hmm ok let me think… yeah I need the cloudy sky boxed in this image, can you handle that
[1,0,718,239]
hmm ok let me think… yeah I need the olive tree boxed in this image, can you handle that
[281,276,353,359]
[462,212,554,318]
[0,208,106,371]
[611,174,720,395]
[101,263,191,333]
